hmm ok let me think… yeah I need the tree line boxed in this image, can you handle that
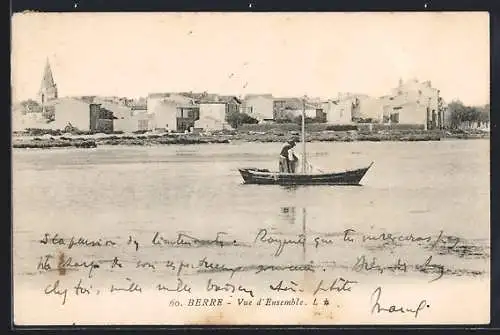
[446,100,489,128]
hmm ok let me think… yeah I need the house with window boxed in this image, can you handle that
[147,93,198,132]
[177,106,200,132]
[242,94,274,122]
[322,93,371,124]
[356,97,385,123]
[322,99,354,124]
[193,95,240,131]
[383,78,443,129]
[273,97,303,121]
[218,95,242,116]
[42,98,115,132]
[273,97,322,121]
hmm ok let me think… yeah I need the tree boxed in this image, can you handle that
[447,100,488,128]
[479,104,490,123]
[225,110,259,128]
[20,99,42,114]
[447,100,467,128]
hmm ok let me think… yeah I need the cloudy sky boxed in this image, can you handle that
[12,12,489,105]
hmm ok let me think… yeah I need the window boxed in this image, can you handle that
[138,119,148,131]
[390,113,399,123]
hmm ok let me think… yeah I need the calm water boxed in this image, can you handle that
[13,139,490,286]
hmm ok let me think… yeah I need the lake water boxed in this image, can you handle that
[13,139,490,238]
[12,139,491,324]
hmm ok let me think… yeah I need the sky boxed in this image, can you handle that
[11,12,490,105]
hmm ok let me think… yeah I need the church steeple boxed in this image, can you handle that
[38,58,58,104]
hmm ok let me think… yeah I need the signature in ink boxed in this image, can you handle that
[370,286,430,319]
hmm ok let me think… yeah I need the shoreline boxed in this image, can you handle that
[12,130,489,149]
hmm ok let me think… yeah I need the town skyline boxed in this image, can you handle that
[12,12,489,106]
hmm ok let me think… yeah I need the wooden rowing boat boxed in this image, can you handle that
[237,95,373,186]
[238,162,373,185]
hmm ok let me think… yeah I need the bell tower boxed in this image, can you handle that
[38,58,58,104]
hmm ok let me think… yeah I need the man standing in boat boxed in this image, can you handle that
[279,140,299,173]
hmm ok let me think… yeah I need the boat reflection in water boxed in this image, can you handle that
[279,206,307,262]
[280,206,296,225]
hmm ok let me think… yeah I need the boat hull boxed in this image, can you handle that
[238,162,373,186]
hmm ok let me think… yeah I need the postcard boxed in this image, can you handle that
[12,12,490,325]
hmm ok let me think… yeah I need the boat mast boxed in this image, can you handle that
[301,96,307,173]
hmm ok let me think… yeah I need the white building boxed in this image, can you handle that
[276,108,317,120]
[357,97,385,122]
[330,93,371,122]
[242,94,274,122]
[93,99,148,133]
[114,111,152,132]
[195,117,226,131]
[147,93,196,131]
[322,99,353,124]
[385,78,442,129]
[46,98,93,130]
[41,98,114,132]
[149,99,178,131]
[195,102,229,131]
